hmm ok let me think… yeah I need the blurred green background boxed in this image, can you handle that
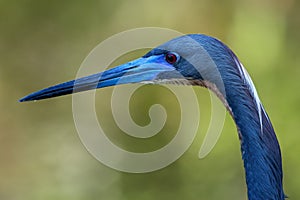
[1,0,299,199]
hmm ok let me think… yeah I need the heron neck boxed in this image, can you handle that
[225,87,285,200]
[189,35,285,199]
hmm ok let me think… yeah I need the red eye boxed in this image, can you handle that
[165,53,178,64]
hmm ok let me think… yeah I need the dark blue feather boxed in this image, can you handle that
[19,34,285,200]
[193,35,285,199]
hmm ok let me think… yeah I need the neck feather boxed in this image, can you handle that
[223,54,285,200]
[228,92,284,200]
[197,37,285,199]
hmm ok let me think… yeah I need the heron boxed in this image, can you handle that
[19,34,285,200]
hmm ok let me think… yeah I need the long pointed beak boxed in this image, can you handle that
[19,55,175,102]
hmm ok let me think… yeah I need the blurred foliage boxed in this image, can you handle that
[1,0,299,199]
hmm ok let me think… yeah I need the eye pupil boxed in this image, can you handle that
[165,53,177,64]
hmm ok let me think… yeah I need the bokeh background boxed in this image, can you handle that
[1,0,299,199]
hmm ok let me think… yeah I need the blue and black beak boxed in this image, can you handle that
[19,53,180,102]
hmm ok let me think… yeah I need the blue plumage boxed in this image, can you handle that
[200,36,285,199]
[19,34,285,199]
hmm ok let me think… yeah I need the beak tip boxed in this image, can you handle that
[19,92,40,102]
[19,96,31,102]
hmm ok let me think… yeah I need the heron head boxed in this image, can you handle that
[20,34,226,102]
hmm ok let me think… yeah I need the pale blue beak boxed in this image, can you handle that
[19,55,176,102]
